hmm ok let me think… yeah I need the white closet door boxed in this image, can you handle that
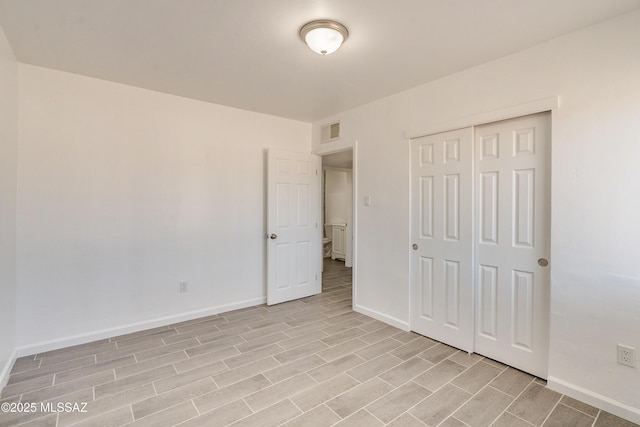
[474,112,551,377]
[410,128,474,352]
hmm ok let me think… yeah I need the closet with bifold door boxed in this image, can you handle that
[409,112,551,378]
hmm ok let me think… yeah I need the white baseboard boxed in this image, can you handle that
[0,350,17,392]
[16,297,266,357]
[547,376,640,425]
[354,304,410,331]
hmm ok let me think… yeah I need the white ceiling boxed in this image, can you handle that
[1,0,638,122]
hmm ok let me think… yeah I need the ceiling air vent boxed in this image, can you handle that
[321,121,340,143]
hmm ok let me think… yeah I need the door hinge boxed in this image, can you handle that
[316,169,318,176]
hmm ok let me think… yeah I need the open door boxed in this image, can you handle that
[267,149,322,305]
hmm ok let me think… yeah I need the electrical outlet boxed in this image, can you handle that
[179,281,188,293]
[617,344,635,368]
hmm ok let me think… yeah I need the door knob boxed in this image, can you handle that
[270,234,278,240]
[538,258,549,267]
[412,243,418,250]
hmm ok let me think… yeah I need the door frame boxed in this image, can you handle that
[316,143,358,306]
[405,97,558,140]
[407,97,558,363]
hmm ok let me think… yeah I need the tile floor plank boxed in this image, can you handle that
[243,373,316,412]
[55,355,136,385]
[377,357,434,388]
[8,355,95,386]
[58,384,155,426]
[23,371,114,403]
[192,374,271,414]
[227,399,300,427]
[175,399,252,427]
[366,381,431,424]
[131,378,215,420]
[453,386,514,427]
[154,361,226,394]
[211,357,279,388]
[94,366,175,399]
[10,357,40,374]
[346,353,403,383]
[307,354,366,383]
[125,401,197,427]
[263,355,325,383]
[542,403,595,427]
[280,404,341,427]
[409,384,472,426]
[290,373,360,412]
[334,409,384,426]
[70,406,133,427]
[507,382,562,426]
[450,360,503,394]
[413,359,466,392]
[326,377,394,418]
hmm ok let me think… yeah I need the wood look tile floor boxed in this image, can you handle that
[1,259,638,427]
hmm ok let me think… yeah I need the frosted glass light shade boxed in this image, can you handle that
[300,20,349,55]
[304,27,343,55]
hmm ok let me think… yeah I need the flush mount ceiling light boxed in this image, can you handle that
[299,20,349,55]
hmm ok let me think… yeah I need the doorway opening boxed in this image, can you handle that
[321,149,355,297]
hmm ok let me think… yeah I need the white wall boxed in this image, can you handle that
[313,10,640,423]
[17,65,310,352]
[0,24,18,387]
[325,169,349,225]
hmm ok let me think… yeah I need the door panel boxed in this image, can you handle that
[410,113,550,378]
[267,150,321,305]
[410,128,474,352]
[474,112,550,378]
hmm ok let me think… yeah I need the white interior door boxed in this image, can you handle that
[410,128,474,352]
[474,112,551,377]
[267,149,322,305]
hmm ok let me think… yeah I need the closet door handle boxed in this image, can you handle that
[412,243,418,250]
[270,234,278,240]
